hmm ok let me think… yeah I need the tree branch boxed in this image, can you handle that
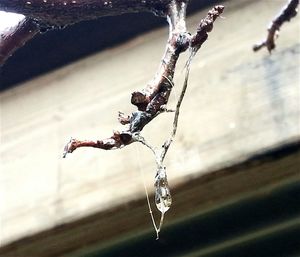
[0,16,39,66]
[0,1,224,237]
[0,1,224,157]
[0,0,179,65]
[253,0,299,53]
[63,3,224,157]
[0,0,173,27]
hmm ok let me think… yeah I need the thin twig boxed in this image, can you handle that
[62,4,224,157]
[61,2,224,238]
[253,0,299,53]
[161,66,189,162]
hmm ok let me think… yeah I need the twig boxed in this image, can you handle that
[61,5,224,237]
[63,3,224,157]
[159,5,225,161]
[160,66,189,162]
[253,0,299,53]
[0,1,223,238]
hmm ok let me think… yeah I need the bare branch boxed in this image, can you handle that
[253,0,299,53]
[63,3,224,157]
[0,0,179,65]
[0,16,39,65]
[0,0,174,27]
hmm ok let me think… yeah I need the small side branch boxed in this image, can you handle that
[63,132,133,158]
[253,0,299,53]
[62,2,223,238]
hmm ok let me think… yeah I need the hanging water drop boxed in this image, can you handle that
[154,167,172,213]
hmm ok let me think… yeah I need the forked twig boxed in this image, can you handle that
[62,3,223,238]
[63,4,224,158]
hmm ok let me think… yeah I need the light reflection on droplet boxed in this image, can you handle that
[154,167,172,213]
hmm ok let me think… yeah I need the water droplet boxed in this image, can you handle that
[154,167,172,213]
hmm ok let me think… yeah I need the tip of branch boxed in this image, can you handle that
[215,5,225,12]
[63,137,75,158]
[253,42,275,53]
[253,43,264,52]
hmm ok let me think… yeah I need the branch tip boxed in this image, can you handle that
[253,0,299,53]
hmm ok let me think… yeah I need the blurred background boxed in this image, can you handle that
[1,0,300,256]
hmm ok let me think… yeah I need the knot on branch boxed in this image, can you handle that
[171,32,191,54]
[131,91,149,111]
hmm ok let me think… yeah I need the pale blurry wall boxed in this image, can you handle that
[1,0,299,246]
